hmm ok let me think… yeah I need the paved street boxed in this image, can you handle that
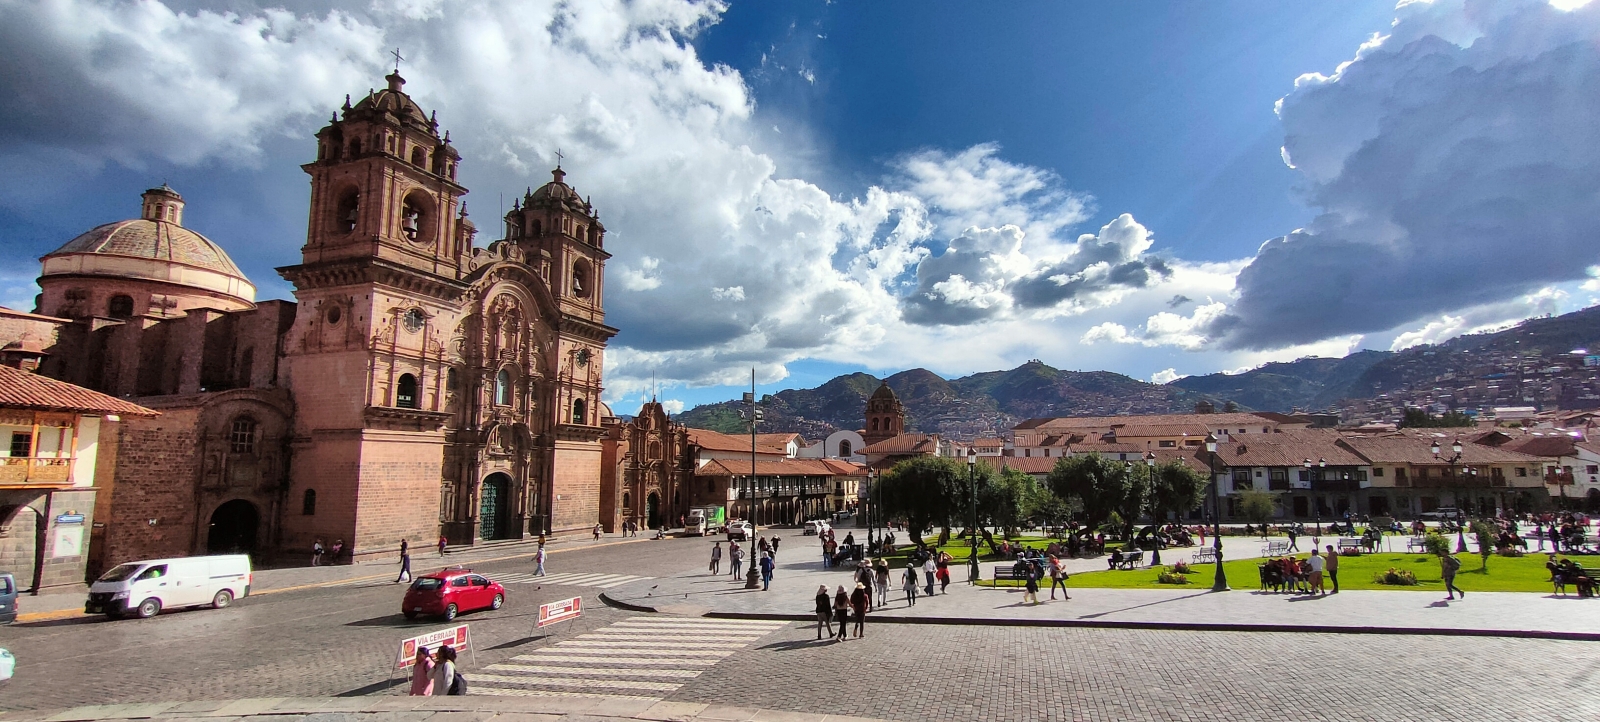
[2,530,1599,720]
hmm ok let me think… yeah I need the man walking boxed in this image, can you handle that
[1441,550,1465,600]
[593,523,602,542]
[1324,544,1340,593]
[922,553,938,596]
[1286,526,1300,552]
[534,543,547,577]
[759,552,775,591]
[709,541,723,574]
[396,540,412,583]
[814,585,833,639]
[731,541,745,578]
[771,535,781,559]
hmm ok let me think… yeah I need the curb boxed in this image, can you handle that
[691,609,1600,641]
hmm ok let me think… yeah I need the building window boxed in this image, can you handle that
[410,147,426,166]
[1587,466,1598,475]
[302,489,316,516]
[1231,468,1252,491]
[495,370,512,406]
[838,440,852,457]
[622,492,631,510]
[1158,440,1176,448]
[8,432,33,458]
[571,260,592,298]
[572,398,587,425]
[446,367,459,393]
[1373,467,1385,477]
[1515,467,1526,477]
[108,294,135,319]
[1298,469,1308,481]
[396,374,419,409]
[1269,468,1288,491]
[229,418,256,454]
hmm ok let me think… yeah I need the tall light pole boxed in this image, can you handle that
[866,468,878,554]
[1204,433,1228,592]
[1432,438,1470,553]
[1145,451,1160,566]
[741,369,762,589]
[968,450,978,584]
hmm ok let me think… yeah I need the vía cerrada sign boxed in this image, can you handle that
[537,596,582,628]
[395,624,470,670]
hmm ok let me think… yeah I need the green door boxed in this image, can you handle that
[479,477,504,540]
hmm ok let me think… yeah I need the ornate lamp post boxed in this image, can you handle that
[1145,451,1160,566]
[1204,433,1228,591]
[740,371,763,589]
[866,468,878,553]
[1432,438,1470,553]
[968,450,979,584]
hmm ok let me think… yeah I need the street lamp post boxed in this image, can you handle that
[968,451,979,584]
[866,469,878,554]
[1432,438,1470,553]
[741,370,763,589]
[1316,458,1326,537]
[1204,433,1228,592]
[1145,451,1160,566]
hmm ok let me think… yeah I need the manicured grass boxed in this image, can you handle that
[978,552,1576,593]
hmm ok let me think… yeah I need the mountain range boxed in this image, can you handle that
[674,305,1600,439]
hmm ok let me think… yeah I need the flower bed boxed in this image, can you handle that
[1374,567,1418,586]
[1157,570,1191,585]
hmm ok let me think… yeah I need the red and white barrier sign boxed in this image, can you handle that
[537,596,582,628]
[395,624,470,670]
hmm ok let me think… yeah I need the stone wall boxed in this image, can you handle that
[551,440,601,533]
[103,408,202,566]
[352,431,446,560]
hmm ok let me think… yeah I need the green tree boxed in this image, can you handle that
[1147,462,1208,525]
[877,456,980,542]
[979,467,1032,537]
[1047,454,1136,538]
[1423,531,1452,557]
[1023,482,1071,536]
[1470,520,1496,571]
[1237,489,1278,529]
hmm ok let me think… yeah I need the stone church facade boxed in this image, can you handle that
[22,70,616,568]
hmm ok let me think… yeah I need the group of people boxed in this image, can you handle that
[709,533,781,590]
[310,538,344,566]
[1009,552,1070,605]
[407,644,464,696]
[1547,557,1598,597]
[1258,545,1342,595]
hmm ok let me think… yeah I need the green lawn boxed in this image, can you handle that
[977,552,1569,593]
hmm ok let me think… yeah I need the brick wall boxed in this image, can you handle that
[551,440,601,533]
[101,408,202,567]
[280,434,361,559]
[351,432,445,559]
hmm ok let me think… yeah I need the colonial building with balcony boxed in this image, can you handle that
[0,363,155,593]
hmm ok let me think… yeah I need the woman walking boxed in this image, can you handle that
[832,585,851,641]
[814,585,833,639]
[1048,554,1069,600]
[429,645,457,696]
[873,558,890,607]
[849,582,870,638]
[902,562,919,606]
[408,646,434,696]
[1022,565,1041,605]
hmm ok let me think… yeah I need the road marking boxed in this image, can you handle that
[491,572,651,588]
[471,615,790,701]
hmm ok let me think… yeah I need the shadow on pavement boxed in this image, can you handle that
[484,635,546,651]
[755,638,827,652]
[336,678,404,697]
[1075,590,1212,619]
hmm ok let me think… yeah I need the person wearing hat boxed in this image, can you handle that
[902,562,919,606]
[849,581,870,638]
[832,585,851,641]
[814,585,834,639]
[854,560,875,610]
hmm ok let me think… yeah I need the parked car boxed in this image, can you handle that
[803,520,831,536]
[0,572,15,625]
[86,555,251,619]
[403,568,505,621]
[726,521,753,542]
[1419,507,1461,521]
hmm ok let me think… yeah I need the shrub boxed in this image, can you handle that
[1422,532,1452,557]
[1374,567,1419,586]
[1157,570,1191,585]
[1171,560,1192,574]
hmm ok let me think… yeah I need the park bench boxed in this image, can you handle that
[1406,536,1430,553]
[1191,547,1218,565]
[1337,538,1362,553]
[1116,551,1145,570]
[1261,540,1290,557]
[991,566,1026,585]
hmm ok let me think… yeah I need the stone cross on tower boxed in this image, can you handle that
[391,47,405,73]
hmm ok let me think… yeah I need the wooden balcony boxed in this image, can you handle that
[0,457,74,487]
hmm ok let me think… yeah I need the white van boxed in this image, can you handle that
[86,555,251,619]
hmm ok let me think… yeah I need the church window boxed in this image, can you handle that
[335,188,360,233]
[622,493,631,510]
[531,220,541,236]
[839,440,852,457]
[396,374,419,409]
[572,398,587,425]
[108,295,135,319]
[229,418,257,454]
[446,368,459,393]
[326,305,341,325]
[350,139,362,156]
[650,441,661,459]
[400,191,434,244]
[410,147,426,166]
[870,418,879,433]
[495,370,512,406]
[302,489,316,516]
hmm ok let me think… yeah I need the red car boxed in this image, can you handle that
[402,568,506,621]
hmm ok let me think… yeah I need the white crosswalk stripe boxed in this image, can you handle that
[488,571,652,589]
[470,615,789,701]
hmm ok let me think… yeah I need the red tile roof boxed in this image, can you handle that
[859,433,940,455]
[1500,435,1578,458]
[694,457,855,477]
[1206,428,1367,468]
[685,428,787,455]
[0,365,157,417]
[1338,432,1544,465]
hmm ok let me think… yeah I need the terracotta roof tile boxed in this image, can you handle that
[0,366,158,417]
[859,433,940,455]
[685,428,787,455]
[694,457,855,477]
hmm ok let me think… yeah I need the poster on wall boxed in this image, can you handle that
[52,525,83,558]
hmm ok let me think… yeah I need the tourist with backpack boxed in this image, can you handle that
[429,644,460,696]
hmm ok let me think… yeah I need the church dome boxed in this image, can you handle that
[346,72,433,132]
[869,381,900,403]
[40,186,256,306]
[527,168,592,212]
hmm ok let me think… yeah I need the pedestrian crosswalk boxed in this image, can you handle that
[491,571,652,589]
[470,616,790,701]
[319,571,651,589]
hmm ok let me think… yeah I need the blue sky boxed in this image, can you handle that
[2,0,1597,416]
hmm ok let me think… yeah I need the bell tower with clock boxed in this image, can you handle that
[277,68,467,561]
